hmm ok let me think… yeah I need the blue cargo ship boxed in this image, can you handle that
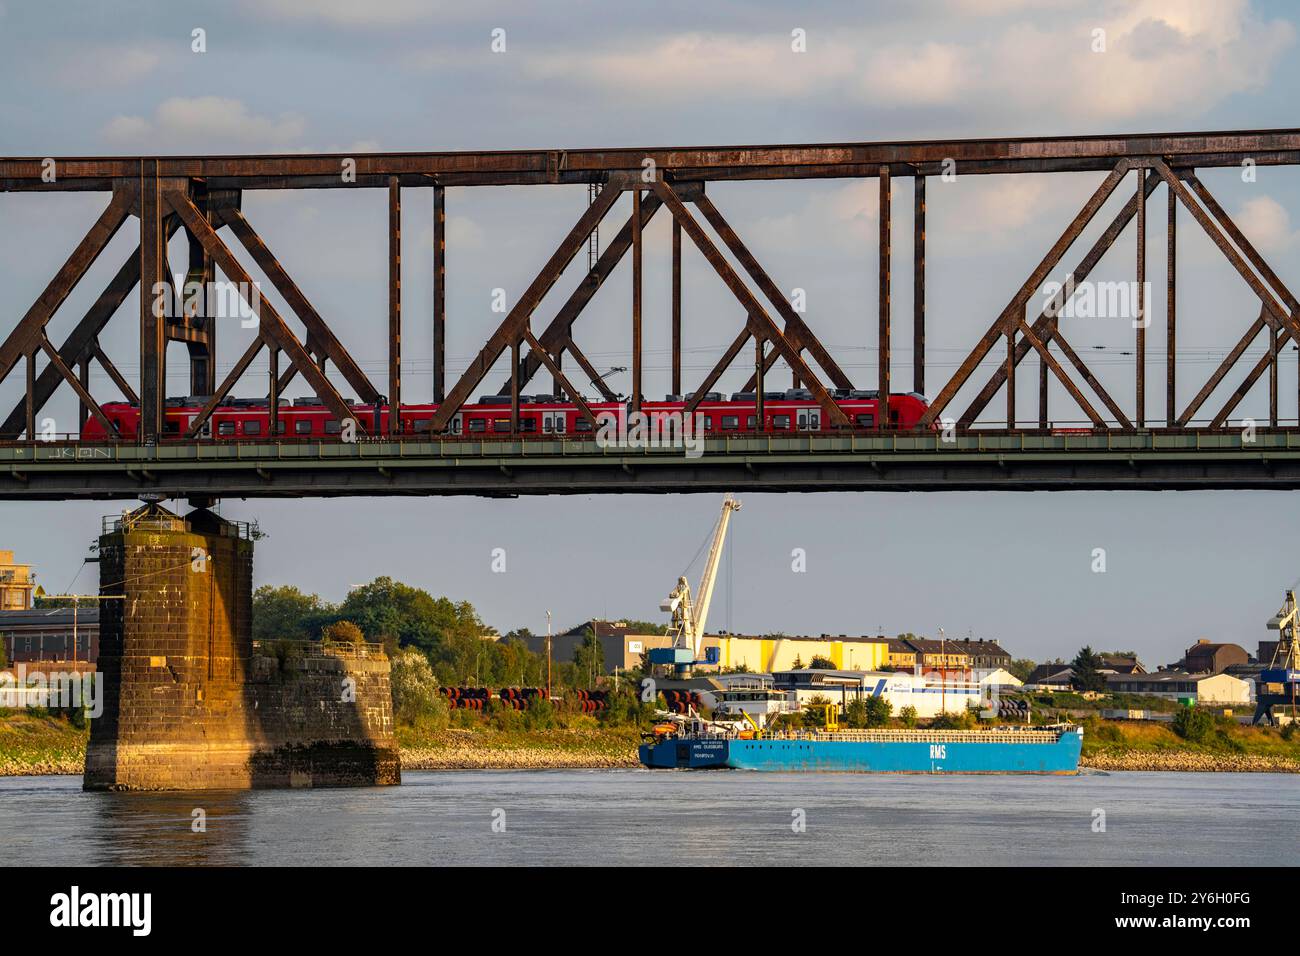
[639,725,1083,774]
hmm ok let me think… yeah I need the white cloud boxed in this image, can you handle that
[860,43,974,104]
[101,97,307,151]
[1233,196,1296,252]
[527,32,855,98]
[507,0,1292,122]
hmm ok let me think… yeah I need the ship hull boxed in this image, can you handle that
[639,730,1082,774]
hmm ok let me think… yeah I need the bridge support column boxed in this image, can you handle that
[85,503,400,791]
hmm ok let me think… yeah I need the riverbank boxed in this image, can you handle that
[4,713,1296,774]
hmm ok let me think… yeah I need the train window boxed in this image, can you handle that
[542,415,553,433]
[747,415,756,429]
[772,415,791,429]
[575,417,592,432]
[164,420,180,435]
[295,420,312,435]
[275,420,286,435]
[890,410,900,424]
[412,418,432,432]
[469,418,487,433]
[244,420,262,436]
[810,411,821,429]
[553,415,565,434]
[855,413,875,428]
[519,418,537,432]
[702,417,713,430]
[324,420,341,435]
[217,421,235,436]
[492,418,512,432]
[721,415,739,430]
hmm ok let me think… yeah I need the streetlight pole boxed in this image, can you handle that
[546,610,552,700]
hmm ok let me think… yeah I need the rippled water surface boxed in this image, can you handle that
[1,770,1294,866]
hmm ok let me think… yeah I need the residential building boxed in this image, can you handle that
[900,638,971,675]
[0,551,34,611]
[1099,653,1146,674]
[882,637,917,670]
[941,638,1012,670]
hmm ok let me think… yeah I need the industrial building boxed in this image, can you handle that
[771,668,984,718]
[523,622,891,676]
[1104,671,1251,704]
[0,607,99,666]
[1181,640,1250,674]
[712,635,888,673]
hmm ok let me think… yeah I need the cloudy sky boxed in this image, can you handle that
[2,0,1299,665]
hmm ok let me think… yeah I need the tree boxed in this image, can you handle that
[0,636,7,670]
[573,627,604,686]
[389,647,443,725]
[252,585,327,641]
[802,693,834,728]
[864,695,893,727]
[1007,658,1037,682]
[321,620,364,646]
[791,655,805,670]
[1069,645,1107,693]
[808,655,836,669]
[843,698,869,728]
[898,705,918,728]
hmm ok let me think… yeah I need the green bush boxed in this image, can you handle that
[898,706,918,728]
[1171,706,1215,743]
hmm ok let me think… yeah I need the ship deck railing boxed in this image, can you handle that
[688,727,1072,745]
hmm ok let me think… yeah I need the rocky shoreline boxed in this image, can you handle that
[6,742,1298,776]
[1082,750,1300,773]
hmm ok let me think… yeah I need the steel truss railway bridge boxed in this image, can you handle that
[2,129,1300,499]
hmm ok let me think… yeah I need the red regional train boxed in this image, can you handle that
[81,388,932,440]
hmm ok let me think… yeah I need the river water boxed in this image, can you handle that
[1,770,1293,866]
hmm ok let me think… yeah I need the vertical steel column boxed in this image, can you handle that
[268,346,279,436]
[671,218,681,396]
[631,189,643,412]
[433,183,446,403]
[510,340,520,431]
[186,188,216,397]
[1271,320,1279,426]
[25,352,35,439]
[388,177,402,434]
[878,165,891,429]
[1136,171,1146,428]
[1038,354,1048,427]
[755,336,765,426]
[914,175,926,395]
[1005,330,1015,428]
[1167,185,1176,426]
[139,163,165,441]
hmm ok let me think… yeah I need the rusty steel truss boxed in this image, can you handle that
[2,129,1299,457]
